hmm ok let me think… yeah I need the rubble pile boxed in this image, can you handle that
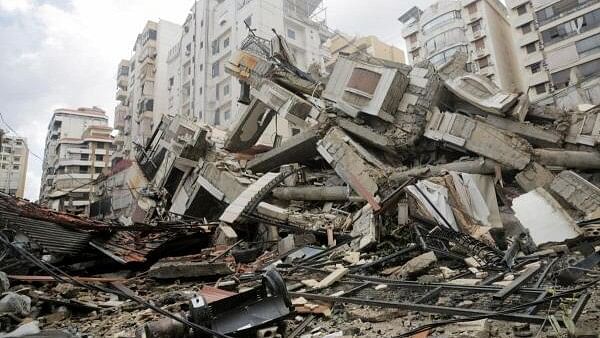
[1,34,600,337]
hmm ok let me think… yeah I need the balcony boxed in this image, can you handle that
[473,48,490,59]
[117,74,128,90]
[525,50,544,66]
[519,31,539,46]
[116,88,128,101]
[513,11,534,28]
[529,70,550,86]
[537,0,600,28]
[508,0,531,8]
[469,29,487,41]
[402,23,419,38]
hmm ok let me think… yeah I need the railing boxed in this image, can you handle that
[537,0,600,27]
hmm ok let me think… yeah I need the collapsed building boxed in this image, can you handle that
[1,33,600,337]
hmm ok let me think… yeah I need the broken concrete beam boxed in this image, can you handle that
[148,261,233,279]
[220,172,283,224]
[317,127,383,210]
[512,188,582,246]
[337,119,398,154]
[254,80,317,127]
[425,111,532,170]
[223,98,275,152]
[443,74,518,116]
[213,224,238,246]
[315,267,348,289]
[271,186,363,202]
[534,149,600,169]
[390,158,499,183]
[566,108,600,146]
[197,160,248,203]
[383,251,437,278]
[515,162,555,192]
[549,171,600,215]
[477,115,562,147]
[256,202,289,221]
[246,130,318,173]
[323,56,409,122]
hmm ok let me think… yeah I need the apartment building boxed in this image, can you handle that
[325,33,406,72]
[0,133,28,198]
[166,0,329,130]
[507,0,600,106]
[399,0,522,91]
[40,107,113,215]
[114,20,181,161]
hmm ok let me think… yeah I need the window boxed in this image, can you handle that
[12,165,19,170]
[212,62,220,78]
[534,83,547,94]
[477,56,489,69]
[168,77,174,89]
[287,28,296,40]
[211,39,220,55]
[408,33,417,44]
[0,164,4,169]
[529,62,541,74]
[79,166,89,173]
[467,2,477,14]
[576,33,600,56]
[521,23,532,34]
[224,110,231,121]
[199,41,204,49]
[216,84,220,99]
[516,4,527,15]
[347,68,381,95]
[525,42,537,54]
[474,38,485,50]
[13,156,19,162]
[96,155,103,161]
[214,110,221,125]
[422,10,461,35]
[199,86,203,94]
[412,50,420,59]
[471,20,482,34]
[81,154,89,161]
[223,37,230,48]
[224,84,230,96]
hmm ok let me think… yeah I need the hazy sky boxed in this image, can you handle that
[0,0,436,200]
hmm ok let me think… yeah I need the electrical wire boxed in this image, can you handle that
[0,234,231,337]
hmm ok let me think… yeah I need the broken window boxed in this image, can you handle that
[471,20,482,34]
[525,42,537,54]
[576,32,600,57]
[412,49,420,59]
[212,62,220,78]
[516,4,527,15]
[287,28,296,40]
[474,38,485,51]
[466,2,477,14]
[529,62,541,74]
[346,68,381,96]
[212,39,220,55]
[534,83,547,94]
[477,56,489,69]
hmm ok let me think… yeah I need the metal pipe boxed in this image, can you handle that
[534,149,600,169]
[389,158,499,183]
[271,186,364,202]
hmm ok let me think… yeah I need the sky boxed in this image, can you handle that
[0,0,436,201]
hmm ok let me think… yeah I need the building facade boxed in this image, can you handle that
[506,0,600,106]
[166,0,329,129]
[324,33,406,72]
[40,107,113,215]
[400,0,522,91]
[0,133,28,198]
[114,20,181,161]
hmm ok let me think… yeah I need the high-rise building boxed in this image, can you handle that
[113,20,181,161]
[0,133,28,198]
[399,0,522,91]
[40,107,113,215]
[166,0,329,129]
[324,33,406,72]
[506,0,600,107]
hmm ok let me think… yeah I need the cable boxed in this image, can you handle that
[0,234,231,338]
[394,278,599,337]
